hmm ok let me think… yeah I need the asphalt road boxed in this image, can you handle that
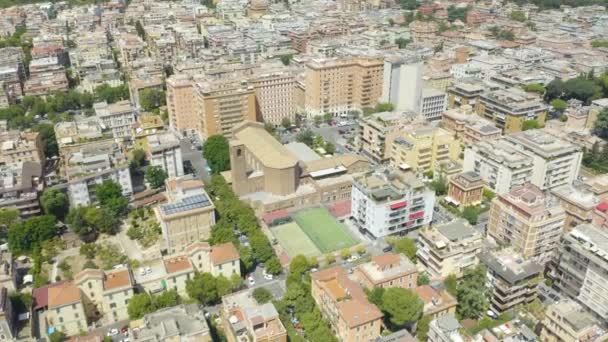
[180,138,210,181]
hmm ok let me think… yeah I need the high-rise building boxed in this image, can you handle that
[541,299,608,342]
[250,71,296,127]
[552,224,608,320]
[304,58,383,117]
[195,78,257,138]
[420,88,447,121]
[487,184,565,264]
[381,57,422,112]
[166,75,198,137]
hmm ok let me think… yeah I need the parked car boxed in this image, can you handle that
[248,276,255,286]
[107,328,119,337]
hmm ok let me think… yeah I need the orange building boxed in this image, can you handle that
[446,171,484,208]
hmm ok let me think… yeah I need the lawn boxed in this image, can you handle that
[271,222,321,258]
[293,208,358,253]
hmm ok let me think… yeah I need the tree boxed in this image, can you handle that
[40,189,69,221]
[462,206,479,225]
[390,237,417,262]
[509,10,527,22]
[8,215,57,254]
[313,115,323,126]
[145,166,168,189]
[381,288,423,328]
[366,287,385,307]
[202,135,230,174]
[0,208,19,229]
[340,248,351,259]
[94,84,129,104]
[80,243,97,259]
[323,112,333,124]
[549,98,567,112]
[324,142,336,154]
[281,117,291,129]
[252,287,273,304]
[127,293,154,319]
[416,315,432,341]
[265,256,282,275]
[375,102,394,112]
[395,37,411,49]
[523,83,545,94]
[34,123,59,157]
[139,89,166,112]
[522,119,540,131]
[444,274,458,296]
[417,272,430,286]
[594,108,608,138]
[154,289,180,308]
[95,180,123,205]
[186,272,219,305]
[49,331,66,342]
[296,129,315,147]
[210,220,236,245]
[290,255,310,277]
[325,253,336,264]
[279,54,293,66]
[130,149,146,169]
[456,265,489,319]
[135,20,146,39]
[66,207,94,238]
[447,5,469,22]
[400,0,416,9]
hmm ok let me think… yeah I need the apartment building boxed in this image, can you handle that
[0,162,43,218]
[415,285,457,320]
[185,242,241,278]
[304,58,383,117]
[387,127,460,174]
[480,250,543,314]
[195,78,257,139]
[154,175,216,254]
[381,57,422,112]
[163,256,195,297]
[133,114,165,150]
[503,130,582,190]
[0,129,44,165]
[311,267,383,342]
[93,100,136,139]
[552,224,608,320]
[475,88,548,133]
[73,269,105,317]
[447,78,499,109]
[446,171,484,208]
[0,286,15,342]
[63,141,133,207]
[102,269,134,324]
[416,219,483,279]
[420,88,447,121]
[354,253,417,289]
[541,299,608,342]
[54,118,105,151]
[428,314,462,342]
[488,184,565,264]
[136,304,211,341]
[552,184,598,232]
[351,171,435,238]
[463,139,533,194]
[250,71,296,126]
[442,106,501,145]
[43,281,88,337]
[24,57,69,97]
[227,122,370,214]
[167,75,198,137]
[359,111,420,164]
[222,289,287,342]
[146,132,184,179]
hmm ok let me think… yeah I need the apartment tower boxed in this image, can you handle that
[166,75,198,137]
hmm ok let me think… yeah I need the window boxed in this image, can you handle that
[110,303,117,309]
[72,304,76,310]
[75,313,79,319]
[88,282,92,289]
[59,317,64,323]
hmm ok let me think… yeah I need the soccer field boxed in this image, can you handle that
[294,208,359,253]
[271,222,321,258]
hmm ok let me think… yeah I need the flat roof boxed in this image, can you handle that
[232,122,298,169]
[160,194,213,216]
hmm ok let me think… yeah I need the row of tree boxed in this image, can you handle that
[544,71,608,105]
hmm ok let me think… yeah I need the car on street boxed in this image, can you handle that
[121,326,129,334]
[107,328,119,337]
[248,276,255,286]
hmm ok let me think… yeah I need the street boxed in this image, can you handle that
[180,138,210,181]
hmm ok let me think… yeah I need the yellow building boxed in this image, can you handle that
[167,75,198,137]
[164,255,195,297]
[102,269,134,324]
[304,58,383,117]
[133,114,165,151]
[388,127,460,173]
[45,282,88,337]
[195,78,257,138]
[155,176,216,254]
[185,241,241,278]
[475,88,548,133]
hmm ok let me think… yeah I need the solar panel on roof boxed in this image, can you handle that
[161,194,212,215]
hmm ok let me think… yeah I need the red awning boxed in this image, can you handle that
[409,211,425,220]
[390,201,407,210]
[597,202,608,212]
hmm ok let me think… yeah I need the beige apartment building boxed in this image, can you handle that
[0,129,44,165]
[195,78,257,138]
[475,88,548,133]
[541,299,608,342]
[311,267,383,342]
[354,253,417,289]
[167,74,198,137]
[446,171,484,208]
[487,184,565,265]
[304,58,383,117]
[416,219,483,279]
[250,71,296,126]
[155,176,216,254]
[552,184,598,232]
[102,269,134,324]
[388,127,460,174]
[185,241,241,278]
[359,111,420,164]
[164,255,195,297]
[45,282,88,337]
[74,268,105,317]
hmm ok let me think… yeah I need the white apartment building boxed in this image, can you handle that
[503,130,582,190]
[147,131,184,179]
[417,219,484,279]
[429,315,463,342]
[420,88,447,121]
[381,57,423,112]
[463,139,534,194]
[351,171,435,238]
[94,100,136,138]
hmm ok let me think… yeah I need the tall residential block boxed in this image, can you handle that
[147,131,184,179]
[541,299,608,342]
[166,75,198,137]
[487,184,565,264]
[250,71,296,126]
[381,57,422,112]
[475,87,548,133]
[195,78,257,138]
[552,224,608,320]
[304,58,383,117]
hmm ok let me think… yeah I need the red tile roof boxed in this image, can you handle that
[210,242,240,265]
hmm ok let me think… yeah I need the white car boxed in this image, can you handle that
[107,328,119,337]
[263,273,273,280]
[248,277,255,286]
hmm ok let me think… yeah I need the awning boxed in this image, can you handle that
[444,196,460,206]
[390,201,407,210]
[409,211,425,220]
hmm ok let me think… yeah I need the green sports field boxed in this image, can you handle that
[293,208,359,253]
[271,222,321,258]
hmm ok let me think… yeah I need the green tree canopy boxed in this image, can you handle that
[127,293,155,319]
[289,255,310,278]
[462,206,480,225]
[252,287,273,304]
[34,123,59,157]
[145,165,168,189]
[416,315,432,341]
[203,135,230,174]
[509,10,527,22]
[130,149,146,169]
[456,265,489,319]
[0,208,19,229]
[551,98,568,112]
[296,129,315,147]
[390,237,417,262]
[40,189,69,221]
[8,215,57,254]
[522,119,541,131]
[381,288,423,328]
[139,89,166,112]
[594,108,608,138]
[523,83,545,94]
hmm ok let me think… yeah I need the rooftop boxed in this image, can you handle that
[103,269,132,291]
[160,193,213,217]
[231,122,298,170]
[479,249,543,284]
[436,219,478,242]
[48,281,81,308]
[210,242,240,265]
[505,129,580,159]
[499,183,564,219]
[137,304,210,340]
[164,256,194,274]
